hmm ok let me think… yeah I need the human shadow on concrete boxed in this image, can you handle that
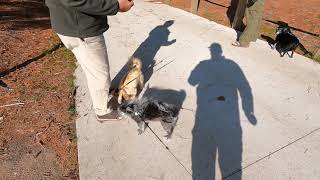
[111,20,176,89]
[188,43,257,180]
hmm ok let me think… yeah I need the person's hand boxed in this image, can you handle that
[164,39,176,46]
[246,112,257,125]
[118,0,134,12]
[169,39,177,44]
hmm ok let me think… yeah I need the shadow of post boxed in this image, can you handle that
[188,43,257,180]
[111,20,176,88]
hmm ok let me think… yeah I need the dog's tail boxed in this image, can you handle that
[298,43,312,56]
[128,57,142,69]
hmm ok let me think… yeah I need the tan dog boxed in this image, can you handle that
[118,57,144,104]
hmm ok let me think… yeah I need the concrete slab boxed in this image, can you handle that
[75,0,320,179]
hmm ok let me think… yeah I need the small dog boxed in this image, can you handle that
[273,22,310,58]
[117,57,144,104]
[118,97,179,139]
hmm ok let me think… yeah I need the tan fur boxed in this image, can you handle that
[118,57,144,104]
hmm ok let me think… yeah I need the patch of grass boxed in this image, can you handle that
[66,60,77,72]
[260,23,276,39]
[62,48,77,72]
[66,75,76,89]
[202,10,225,24]
[62,48,74,61]
[162,0,171,4]
[68,104,77,116]
[60,48,77,117]
[56,47,77,92]
[312,54,320,63]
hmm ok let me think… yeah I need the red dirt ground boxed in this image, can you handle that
[0,0,78,179]
[164,0,320,57]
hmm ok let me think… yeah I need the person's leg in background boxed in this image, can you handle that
[232,0,265,47]
[232,0,247,30]
[58,34,116,120]
[238,0,265,47]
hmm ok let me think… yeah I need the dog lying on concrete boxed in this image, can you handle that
[118,97,179,139]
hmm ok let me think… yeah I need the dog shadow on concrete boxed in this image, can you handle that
[142,86,186,111]
[188,43,257,180]
[111,20,176,89]
[141,87,186,137]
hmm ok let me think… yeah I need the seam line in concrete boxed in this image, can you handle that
[146,122,194,178]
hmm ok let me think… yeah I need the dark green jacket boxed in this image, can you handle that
[45,0,119,38]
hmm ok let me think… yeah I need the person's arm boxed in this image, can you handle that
[237,67,257,125]
[188,64,201,87]
[60,0,133,16]
[163,39,176,46]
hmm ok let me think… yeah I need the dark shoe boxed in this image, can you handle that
[107,95,120,111]
[96,110,119,122]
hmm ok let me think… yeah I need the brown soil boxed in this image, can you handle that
[163,0,320,58]
[0,0,78,179]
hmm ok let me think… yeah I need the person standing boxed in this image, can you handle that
[232,0,265,47]
[45,0,134,121]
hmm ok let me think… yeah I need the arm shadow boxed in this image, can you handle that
[111,20,176,89]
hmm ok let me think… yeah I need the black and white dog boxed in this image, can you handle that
[273,22,310,58]
[118,97,179,139]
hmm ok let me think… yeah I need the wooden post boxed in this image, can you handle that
[191,0,200,14]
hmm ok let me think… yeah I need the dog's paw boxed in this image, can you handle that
[164,134,172,140]
[162,136,172,143]
[138,129,144,135]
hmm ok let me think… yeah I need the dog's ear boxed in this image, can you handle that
[132,104,139,112]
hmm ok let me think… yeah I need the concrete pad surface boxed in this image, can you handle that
[75,1,320,179]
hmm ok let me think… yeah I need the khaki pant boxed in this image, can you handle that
[234,0,265,46]
[58,34,111,116]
